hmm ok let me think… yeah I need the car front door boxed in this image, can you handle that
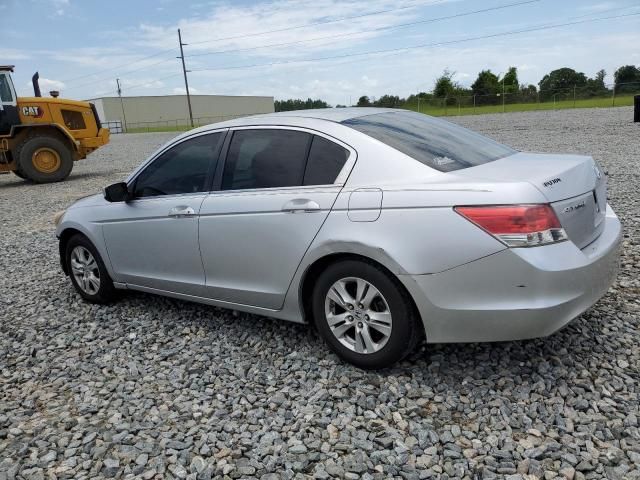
[101,130,226,296]
[198,127,354,310]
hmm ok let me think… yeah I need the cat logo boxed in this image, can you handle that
[21,106,44,118]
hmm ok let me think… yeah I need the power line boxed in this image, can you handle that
[186,0,541,58]
[568,2,640,20]
[61,0,443,88]
[187,0,448,46]
[67,57,177,92]
[62,48,177,85]
[66,0,517,96]
[87,72,183,98]
[189,12,640,74]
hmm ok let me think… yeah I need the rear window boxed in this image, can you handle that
[342,111,515,172]
[303,136,349,185]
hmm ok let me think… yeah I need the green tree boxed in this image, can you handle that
[502,66,519,94]
[433,69,459,98]
[613,65,640,93]
[357,95,372,107]
[373,95,403,108]
[538,67,588,100]
[584,69,608,96]
[471,69,500,104]
[274,98,330,112]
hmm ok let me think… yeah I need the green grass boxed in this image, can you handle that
[404,94,636,117]
[122,94,637,133]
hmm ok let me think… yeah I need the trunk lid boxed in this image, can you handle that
[455,152,607,249]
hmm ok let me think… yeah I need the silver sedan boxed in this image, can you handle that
[55,108,621,369]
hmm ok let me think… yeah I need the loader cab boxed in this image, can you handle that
[0,66,20,135]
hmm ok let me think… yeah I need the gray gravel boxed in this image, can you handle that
[1,107,639,480]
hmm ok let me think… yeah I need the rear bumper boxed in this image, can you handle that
[401,204,622,343]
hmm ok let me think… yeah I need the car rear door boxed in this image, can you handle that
[101,130,226,296]
[198,127,354,309]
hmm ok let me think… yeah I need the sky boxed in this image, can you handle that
[1,0,639,105]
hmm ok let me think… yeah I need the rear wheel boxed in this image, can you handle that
[65,234,116,303]
[312,260,421,369]
[12,170,26,179]
[17,134,74,183]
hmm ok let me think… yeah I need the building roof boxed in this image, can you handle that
[0,65,15,72]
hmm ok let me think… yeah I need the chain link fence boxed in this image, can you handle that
[411,82,640,116]
[113,113,266,134]
[105,82,640,133]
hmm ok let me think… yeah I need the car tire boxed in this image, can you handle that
[312,259,421,369]
[17,134,74,183]
[12,170,26,180]
[65,234,117,304]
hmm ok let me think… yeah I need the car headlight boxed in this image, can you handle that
[53,210,66,226]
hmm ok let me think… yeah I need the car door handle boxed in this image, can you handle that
[168,206,196,218]
[281,199,321,213]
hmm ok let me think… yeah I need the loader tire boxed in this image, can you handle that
[12,170,26,179]
[17,134,74,183]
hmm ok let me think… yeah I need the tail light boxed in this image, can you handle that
[455,204,568,247]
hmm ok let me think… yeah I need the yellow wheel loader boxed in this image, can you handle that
[0,65,110,183]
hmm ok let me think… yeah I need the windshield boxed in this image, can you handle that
[342,111,515,172]
[0,73,14,103]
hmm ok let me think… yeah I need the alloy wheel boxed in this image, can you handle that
[70,246,101,295]
[324,276,392,354]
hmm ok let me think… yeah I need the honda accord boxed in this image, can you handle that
[55,109,621,368]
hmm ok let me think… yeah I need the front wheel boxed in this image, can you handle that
[65,234,116,303]
[312,260,421,369]
[17,134,74,183]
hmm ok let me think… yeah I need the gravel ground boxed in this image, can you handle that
[0,107,638,480]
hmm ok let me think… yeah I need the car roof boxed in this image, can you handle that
[186,107,406,136]
[251,107,400,123]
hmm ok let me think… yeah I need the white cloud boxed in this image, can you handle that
[579,2,618,13]
[24,78,66,95]
[11,0,640,104]
[361,75,378,87]
[51,0,70,16]
[136,0,438,60]
[0,48,31,60]
[172,86,200,94]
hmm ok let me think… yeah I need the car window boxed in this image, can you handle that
[134,132,224,198]
[222,129,312,190]
[303,136,350,185]
[342,111,515,172]
[0,74,13,103]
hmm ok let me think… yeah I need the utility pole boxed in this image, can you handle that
[177,28,194,128]
[116,78,128,133]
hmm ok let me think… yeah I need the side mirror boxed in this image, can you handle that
[104,182,131,202]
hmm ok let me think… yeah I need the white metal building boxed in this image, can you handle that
[87,94,274,131]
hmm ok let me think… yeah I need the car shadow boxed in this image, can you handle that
[115,289,612,387]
